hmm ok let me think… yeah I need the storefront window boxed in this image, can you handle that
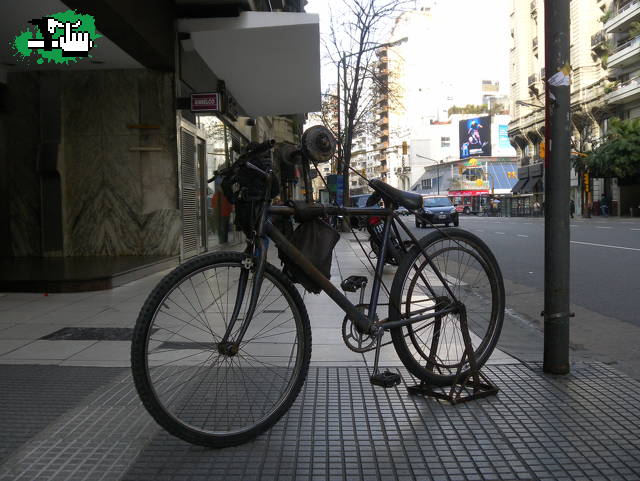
[200,116,247,249]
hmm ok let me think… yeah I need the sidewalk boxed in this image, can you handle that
[1,236,640,480]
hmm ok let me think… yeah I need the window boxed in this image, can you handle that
[421,179,433,190]
[441,136,450,148]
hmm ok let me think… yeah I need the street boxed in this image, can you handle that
[406,215,640,377]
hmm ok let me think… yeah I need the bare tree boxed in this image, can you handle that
[320,0,411,207]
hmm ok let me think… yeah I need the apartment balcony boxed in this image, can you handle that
[591,30,608,53]
[530,0,537,18]
[377,139,389,150]
[376,116,389,127]
[528,73,539,87]
[379,128,389,137]
[604,0,640,34]
[532,36,538,51]
[394,166,411,175]
[608,35,640,69]
[605,75,640,104]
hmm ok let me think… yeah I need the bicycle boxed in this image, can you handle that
[131,129,505,448]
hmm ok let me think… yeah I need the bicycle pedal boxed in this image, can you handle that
[341,275,368,293]
[370,370,402,388]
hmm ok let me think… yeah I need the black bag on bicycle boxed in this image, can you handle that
[279,218,339,294]
[220,145,279,236]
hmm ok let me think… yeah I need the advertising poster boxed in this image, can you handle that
[459,116,492,158]
[498,125,511,150]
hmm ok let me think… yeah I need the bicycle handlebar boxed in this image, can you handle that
[208,139,275,183]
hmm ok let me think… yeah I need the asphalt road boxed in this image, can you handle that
[408,215,640,326]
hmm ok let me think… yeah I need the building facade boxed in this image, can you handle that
[508,0,639,216]
[0,0,320,291]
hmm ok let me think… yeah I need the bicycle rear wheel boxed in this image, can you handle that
[389,228,504,386]
[131,252,311,447]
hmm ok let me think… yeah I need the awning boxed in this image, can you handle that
[522,177,543,194]
[488,163,518,193]
[178,12,321,117]
[511,178,528,194]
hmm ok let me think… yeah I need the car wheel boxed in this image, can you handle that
[463,206,470,215]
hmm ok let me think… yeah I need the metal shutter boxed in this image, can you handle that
[181,129,199,258]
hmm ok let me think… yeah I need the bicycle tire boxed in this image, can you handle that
[389,228,504,386]
[131,252,311,447]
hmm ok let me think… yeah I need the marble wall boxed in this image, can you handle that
[5,73,42,257]
[4,70,180,258]
[61,70,179,257]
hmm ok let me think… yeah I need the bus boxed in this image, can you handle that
[448,190,490,215]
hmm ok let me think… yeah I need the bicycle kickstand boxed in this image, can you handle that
[369,328,402,389]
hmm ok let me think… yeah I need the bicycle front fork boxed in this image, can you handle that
[218,236,268,355]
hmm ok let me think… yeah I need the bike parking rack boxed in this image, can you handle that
[406,307,499,404]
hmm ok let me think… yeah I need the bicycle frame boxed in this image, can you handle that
[216,165,462,351]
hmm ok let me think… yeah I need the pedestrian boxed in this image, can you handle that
[570,199,575,219]
[533,201,541,217]
[600,193,608,217]
[212,179,233,244]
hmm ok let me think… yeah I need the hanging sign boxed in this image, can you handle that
[190,93,220,112]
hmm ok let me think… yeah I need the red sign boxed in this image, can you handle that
[448,190,489,196]
[190,93,220,112]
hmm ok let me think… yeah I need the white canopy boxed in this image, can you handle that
[179,12,321,117]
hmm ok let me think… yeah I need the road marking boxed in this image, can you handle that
[596,226,612,229]
[631,228,640,231]
[495,232,505,235]
[517,234,529,238]
[523,222,532,225]
[571,241,640,252]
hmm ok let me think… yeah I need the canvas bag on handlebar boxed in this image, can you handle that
[278,218,339,294]
[220,147,279,236]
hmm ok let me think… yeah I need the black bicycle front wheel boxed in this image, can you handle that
[131,252,311,447]
[389,228,505,386]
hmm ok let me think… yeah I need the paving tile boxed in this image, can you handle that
[0,340,97,361]
[0,340,33,355]
[0,323,69,340]
[63,340,131,363]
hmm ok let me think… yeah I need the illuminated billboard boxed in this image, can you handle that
[459,116,492,158]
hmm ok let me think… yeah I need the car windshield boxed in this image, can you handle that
[354,196,370,207]
[424,197,452,207]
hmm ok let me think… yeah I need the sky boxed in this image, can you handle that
[305,0,512,105]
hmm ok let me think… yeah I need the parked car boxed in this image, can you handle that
[416,195,459,228]
[396,206,410,216]
[350,194,377,229]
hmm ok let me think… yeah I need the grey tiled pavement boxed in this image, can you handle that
[1,236,640,480]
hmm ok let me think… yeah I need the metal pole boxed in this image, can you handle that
[342,57,349,209]
[336,56,342,175]
[543,0,571,374]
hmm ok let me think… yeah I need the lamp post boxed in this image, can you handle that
[416,154,443,195]
[336,37,408,206]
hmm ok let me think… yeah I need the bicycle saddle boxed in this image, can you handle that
[369,179,423,211]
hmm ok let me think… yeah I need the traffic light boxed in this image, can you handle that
[583,172,590,192]
[402,141,408,155]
